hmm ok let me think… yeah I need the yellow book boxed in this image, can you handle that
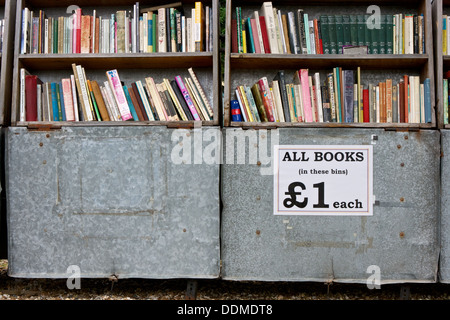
[194,2,204,52]
[239,85,254,122]
[242,29,247,53]
[357,67,362,123]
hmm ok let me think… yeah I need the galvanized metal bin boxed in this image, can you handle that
[221,128,440,284]
[439,130,450,283]
[6,126,221,279]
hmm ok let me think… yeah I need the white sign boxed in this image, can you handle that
[274,145,373,216]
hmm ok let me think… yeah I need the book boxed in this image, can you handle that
[363,88,370,122]
[175,75,201,120]
[299,69,313,122]
[194,1,205,52]
[386,79,393,122]
[106,69,133,121]
[163,78,188,121]
[123,85,139,121]
[259,14,271,53]
[257,78,274,121]
[251,83,268,122]
[61,78,75,121]
[131,82,150,120]
[170,79,194,120]
[273,70,290,122]
[424,78,431,123]
[145,77,168,120]
[91,80,110,121]
[188,68,213,119]
[25,75,43,121]
[127,84,145,121]
[19,68,32,122]
[260,2,278,54]
[50,82,60,121]
[343,70,354,123]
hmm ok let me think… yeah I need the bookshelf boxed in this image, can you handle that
[0,0,16,126]
[10,0,220,127]
[223,0,435,128]
[433,0,448,129]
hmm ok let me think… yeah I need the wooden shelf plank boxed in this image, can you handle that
[230,53,430,70]
[18,52,214,70]
[230,121,434,129]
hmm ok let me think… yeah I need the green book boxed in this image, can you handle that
[364,14,371,54]
[251,83,268,122]
[236,7,242,53]
[342,15,351,47]
[152,13,157,52]
[55,83,63,121]
[320,16,330,54]
[386,15,393,54]
[379,14,386,54]
[304,13,311,54]
[371,17,380,54]
[335,15,344,54]
[53,18,58,54]
[328,15,337,54]
[350,15,358,46]
[357,15,365,47]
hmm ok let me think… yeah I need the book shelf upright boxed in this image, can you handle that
[223,0,435,129]
[10,0,221,128]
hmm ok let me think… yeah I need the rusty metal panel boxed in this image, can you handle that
[221,128,440,284]
[6,126,220,279]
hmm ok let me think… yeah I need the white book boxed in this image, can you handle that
[271,80,285,122]
[158,8,167,52]
[92,10,96,53]
[270,89,279,121]
[124,12,130,53]
[277,9,287,54]
[191,8,196,52]
[376,86,380,123]
[100,85,117,120]
[44,18,48,54]
[143,13,148,53]
[309,20,316,54]
[103,19,110,53]
[70,75,79,121]
[294,84,303,122]
[420,83,425,123]
[182,15,186,52]
[253,11,265,54]
[308,76,316,122]
[110,15,115,53]
[314,73,323,122]
[135,80,154,121]
[68,16,73,54]
[19,68,31,122]
[405,14,413,54]
[186,17,192,52]
[103,81,121,121]
[272,8,283,54]
[235,88,248,122]
[37,84,42,121]
[75,65,94,121]
[188,67,213,118]
[260,2,279,54]
[42,82,50,122]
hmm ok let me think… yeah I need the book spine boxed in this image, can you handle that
[61,78,75,121]
[314,73,323,122]
[297,9,307,54]
[251,83,268,121]
[343,70,354,123]
[158,8,166,52]
[328,15,337,54]
[287,12,299,54]
[386,79,393,122]
[424,78,431,123]
[327,73,337,122]
[194,1,204,52]
[123,85,139,121]
[50,82,59,121]
[106,69,133,121]
[175,75,201,120]
[320,16,330,54]
[300,69,313,122]
[25,75,38,121]
[363,88,370,122]
[257,79,274,121]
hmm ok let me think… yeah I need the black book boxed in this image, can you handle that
[170,79,194,120]
[166,7,172,53]
[321,85,331,122]
[413,14,419,54]
[273,70,291,122]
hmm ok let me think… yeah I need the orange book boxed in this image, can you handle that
[80,15,91,53]
[379,82,386,123]
[386,79,393,123]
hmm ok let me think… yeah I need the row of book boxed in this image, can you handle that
[232,2,425,55]
[231,68,431,124]
[20,66,214,123]
[20,1,213,55]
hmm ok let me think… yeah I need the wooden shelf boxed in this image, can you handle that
[19,52,215,70]
[11,0,221,127]
[230,53,430,70]
[224,0,436,128]
[17,120,217,128]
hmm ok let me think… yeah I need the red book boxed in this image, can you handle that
[313,19,321,54]
[25,75,42,121]
[231,19,238,53]
[259,16,271,54]
[257,78,274,121]
[399,81,405,123]
[363,88,370,122]
[403,75,409,123]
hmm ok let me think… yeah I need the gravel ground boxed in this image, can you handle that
[1,259,450,300]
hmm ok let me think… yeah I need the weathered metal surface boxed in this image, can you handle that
[439,130,450,283]
[221,128,440,284]
[6,126,220,279]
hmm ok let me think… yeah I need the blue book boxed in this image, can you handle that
[58,82,66,121]
[230,100,242,121]
[148,16,153,51]
[123,85,139,121]
[424,78,431,123]
[50,82,59,121]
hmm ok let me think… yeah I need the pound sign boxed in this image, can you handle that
[283,182,308,208]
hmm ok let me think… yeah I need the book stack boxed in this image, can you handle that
[20,1,213,54]
[19,66,214,122]
[232,2,425,55]
[232,68,431,124]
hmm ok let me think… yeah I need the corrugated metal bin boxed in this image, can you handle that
[221,128,440,284]
[6,126,221,279]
